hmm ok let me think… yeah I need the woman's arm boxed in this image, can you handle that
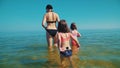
[42,14,47,28]
[57,33,61,48]
[56,13,60,22]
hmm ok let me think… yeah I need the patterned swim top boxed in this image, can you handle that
[59,33,70,42]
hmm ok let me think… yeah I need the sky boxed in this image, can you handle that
[0,0,120,32]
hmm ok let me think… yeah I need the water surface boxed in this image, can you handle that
[0,29,120,68]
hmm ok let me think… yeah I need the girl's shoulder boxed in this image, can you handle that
[58,32,71,36]
[71,30,78,33]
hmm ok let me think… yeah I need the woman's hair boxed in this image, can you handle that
[46,4,53,9]
[58,20,70,33]
[70,22,77,30]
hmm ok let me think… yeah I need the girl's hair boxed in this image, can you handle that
[46,4,53,9]
[58,20,70,33]
[70,22,77,30]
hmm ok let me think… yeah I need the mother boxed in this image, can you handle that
[42,4,60,49]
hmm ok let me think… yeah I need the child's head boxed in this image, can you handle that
[58,20,70,33]
[70,22,77,30]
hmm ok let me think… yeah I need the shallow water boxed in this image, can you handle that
[0,29,120,68]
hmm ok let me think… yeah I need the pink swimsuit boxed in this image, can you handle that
[58,33,72,57]
[58,33,70,43]
[71,32,80,47]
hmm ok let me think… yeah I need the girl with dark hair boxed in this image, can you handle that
[57,20,80,67]
[42,4,60,50]
[70,23,81,54]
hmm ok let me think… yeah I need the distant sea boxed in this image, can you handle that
[0,29,120,68]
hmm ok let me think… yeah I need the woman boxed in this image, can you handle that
[42,4,60,49]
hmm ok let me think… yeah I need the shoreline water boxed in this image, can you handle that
[0,29,120,68]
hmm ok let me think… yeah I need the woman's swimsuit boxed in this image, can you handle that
[46,29,57,37]
[46,12,57,37]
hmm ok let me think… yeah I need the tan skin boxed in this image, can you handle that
[57,32,80,67]
[58,33,80,51]
[42,9,60,49]
[71,29,81,54]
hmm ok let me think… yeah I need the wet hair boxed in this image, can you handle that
[58,20,70,33]
[70,22,77,30]
[46,4,53,9]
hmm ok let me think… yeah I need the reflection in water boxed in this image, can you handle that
[0,30,120,68]
[46,47,61,68]
[72,52,80,68]
[46,47,81,68]
[0,45,117,68]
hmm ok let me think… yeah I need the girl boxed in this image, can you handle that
[57,20,80,67]
[70,23,81,54]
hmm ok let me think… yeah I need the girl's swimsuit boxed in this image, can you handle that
[71,32,79,47]
[59,33,72,57]
[60,50,72,57]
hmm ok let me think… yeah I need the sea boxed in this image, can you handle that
[0,29,120,68]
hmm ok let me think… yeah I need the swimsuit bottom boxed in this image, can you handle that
[46,29,57,37]
[72,41,80,48]
[60,50,72,57]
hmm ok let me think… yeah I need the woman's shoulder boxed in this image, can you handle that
[53,12,59,16]
[43,13,48,17]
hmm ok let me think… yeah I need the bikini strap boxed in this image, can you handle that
[46,12,56,23]
[52,12,54,21]
[52,12,56,22]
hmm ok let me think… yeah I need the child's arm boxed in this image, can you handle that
[57,33,64,51]
[77,31,81,37]
[70,33,80,47]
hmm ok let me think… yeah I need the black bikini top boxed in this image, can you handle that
[46,12,56,23]
[47,21,56,23]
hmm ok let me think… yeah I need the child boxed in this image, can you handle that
[70,23,81,54]
[57,20,80,67]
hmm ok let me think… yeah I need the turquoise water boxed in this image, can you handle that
[0,29,120,68]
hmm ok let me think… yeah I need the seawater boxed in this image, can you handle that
[0,29,120,68]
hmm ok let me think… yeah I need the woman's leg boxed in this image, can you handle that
[53,34,58,47]
[46,32,53,49]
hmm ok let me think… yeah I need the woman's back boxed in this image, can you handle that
[45,12,59,29]
[46,12,57,21]
[42,4,60,49]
